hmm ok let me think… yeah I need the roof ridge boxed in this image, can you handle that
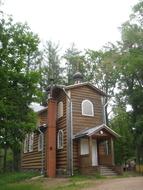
[65,82,107,96]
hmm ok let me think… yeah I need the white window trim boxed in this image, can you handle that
[57,101,64,119]
[29,132,34,152]
[57,130,64,149]
[81,99,94,116]
[38,133,43,152]
[23,134,29,153]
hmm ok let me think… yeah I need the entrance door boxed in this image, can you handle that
[92,139,98,166]
[98,139,112,165]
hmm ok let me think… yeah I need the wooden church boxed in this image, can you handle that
[21,72,120,177]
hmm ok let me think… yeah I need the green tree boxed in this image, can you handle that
[111,107,134,165]
[43,41,63,84]
[115,0,143,165]
[85,44,119,124]
[0,14,41,171]
[39,40,65,104]
[64,43,85,84]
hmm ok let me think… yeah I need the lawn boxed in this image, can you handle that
[0,171,140,190]
[0,172,43,190]
[0,172,104,190]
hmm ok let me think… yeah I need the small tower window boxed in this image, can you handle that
[82,99,94,116]
[57,101,63,119]
[57,130,64,149]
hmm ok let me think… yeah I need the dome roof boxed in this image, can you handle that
[73,71,83,81]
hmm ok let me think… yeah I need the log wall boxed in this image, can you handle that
[56,91,68,175]
[21,110,47,172]
[71,86,103,135]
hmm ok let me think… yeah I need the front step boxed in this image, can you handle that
[99,166,117,176]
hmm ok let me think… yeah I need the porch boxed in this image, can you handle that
[74,124,120,175]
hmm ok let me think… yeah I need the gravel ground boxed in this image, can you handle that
[84,177,143,190]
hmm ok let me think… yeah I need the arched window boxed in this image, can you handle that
[57,101,63,119]
[82,99,94,116]
[57,130,64,149]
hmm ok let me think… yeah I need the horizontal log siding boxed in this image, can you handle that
[71,86,103,135]
[73,140,79,172]
[21,111,48,171]
[39,110,47,125]
[56,91,67,174]
[21,132,46,170]
[71,86,103,172]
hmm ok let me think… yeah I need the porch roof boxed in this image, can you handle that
[73,124,120,139]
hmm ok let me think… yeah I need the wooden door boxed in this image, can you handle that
[98,139,112,165]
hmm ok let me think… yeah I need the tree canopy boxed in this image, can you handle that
[0,13,41,171]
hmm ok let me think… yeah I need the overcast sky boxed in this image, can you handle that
[3,0,138,51]
[2,0,137,111]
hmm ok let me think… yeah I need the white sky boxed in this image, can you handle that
[3,0,138,51]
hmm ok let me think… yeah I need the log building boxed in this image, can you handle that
[21,73,120,177]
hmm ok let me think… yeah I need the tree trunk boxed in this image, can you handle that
[13,148,21,171]
[3,146,7,172]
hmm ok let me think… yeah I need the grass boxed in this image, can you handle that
[120,171,143,177]
[0,172,91,190]
[0,171,39,185]
[51,182,88,190]
[1,183,43,190]
[0,172,104,190]
[0,171,42,190]
[0,171,141,190]
[49,174,106,190]
[70,173,105,182]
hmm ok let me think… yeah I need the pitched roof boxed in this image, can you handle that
[65,82,107,96]
[74,124,120,139]
[46,82,107,97]
[39,82,107,114]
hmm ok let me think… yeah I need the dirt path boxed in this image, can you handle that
[84,177,143,190]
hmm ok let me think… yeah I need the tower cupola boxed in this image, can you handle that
[73,71,83,84]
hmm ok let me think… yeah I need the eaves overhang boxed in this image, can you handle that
[73,124,120,139]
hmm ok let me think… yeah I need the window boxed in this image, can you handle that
[57,130,64,149]
[29,133,34,152]
[57,101,63,119]
[80,138,89,155]
[23,134,29,153]
[23,132,35,153]
[38,133,43,151]
[82,99,94,116]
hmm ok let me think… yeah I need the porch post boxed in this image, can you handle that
[111,138,115,166]
[89,136,92,166]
